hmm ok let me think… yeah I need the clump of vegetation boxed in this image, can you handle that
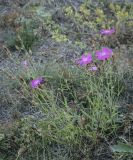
[0,0,133,160]
[17,22,38,51]
[1,44,127,159]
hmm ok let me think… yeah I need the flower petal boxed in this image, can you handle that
[89,65,98,71]
[95,47,112,60]
[100,28,115,35]
[77,53,92,65]
[30,77,43,88]
[102,47,113,55]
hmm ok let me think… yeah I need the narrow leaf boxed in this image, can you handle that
[111,142,133,153]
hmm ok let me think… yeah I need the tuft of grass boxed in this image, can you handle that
[0,1,133,159]
[1,54,126,159]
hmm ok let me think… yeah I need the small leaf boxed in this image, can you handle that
[0,133,4,141]
[111,142,133,153]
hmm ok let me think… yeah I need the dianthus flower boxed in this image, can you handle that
[96,47,113,60]
[77,53,92,65]
[89,65,98,71]
[30,77,43,88]
[100,28,115,35]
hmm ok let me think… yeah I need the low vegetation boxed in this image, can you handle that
[0,0,133,160]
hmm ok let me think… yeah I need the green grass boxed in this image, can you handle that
[0,55,126,159]
[0,0,133,160]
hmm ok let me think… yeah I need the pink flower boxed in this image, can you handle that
[100,28,115,35]
[89,65,98,71]
[96,47,113,60]
[30,77,43,88]
[77,53,92,65]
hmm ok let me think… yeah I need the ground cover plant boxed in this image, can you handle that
[0,0,133,160]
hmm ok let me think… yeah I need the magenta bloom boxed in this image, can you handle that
[89,65,98,71]
[77,53,92,65]
[100,28,115,35]
[30,77,43,88]
[96,47,113,60]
